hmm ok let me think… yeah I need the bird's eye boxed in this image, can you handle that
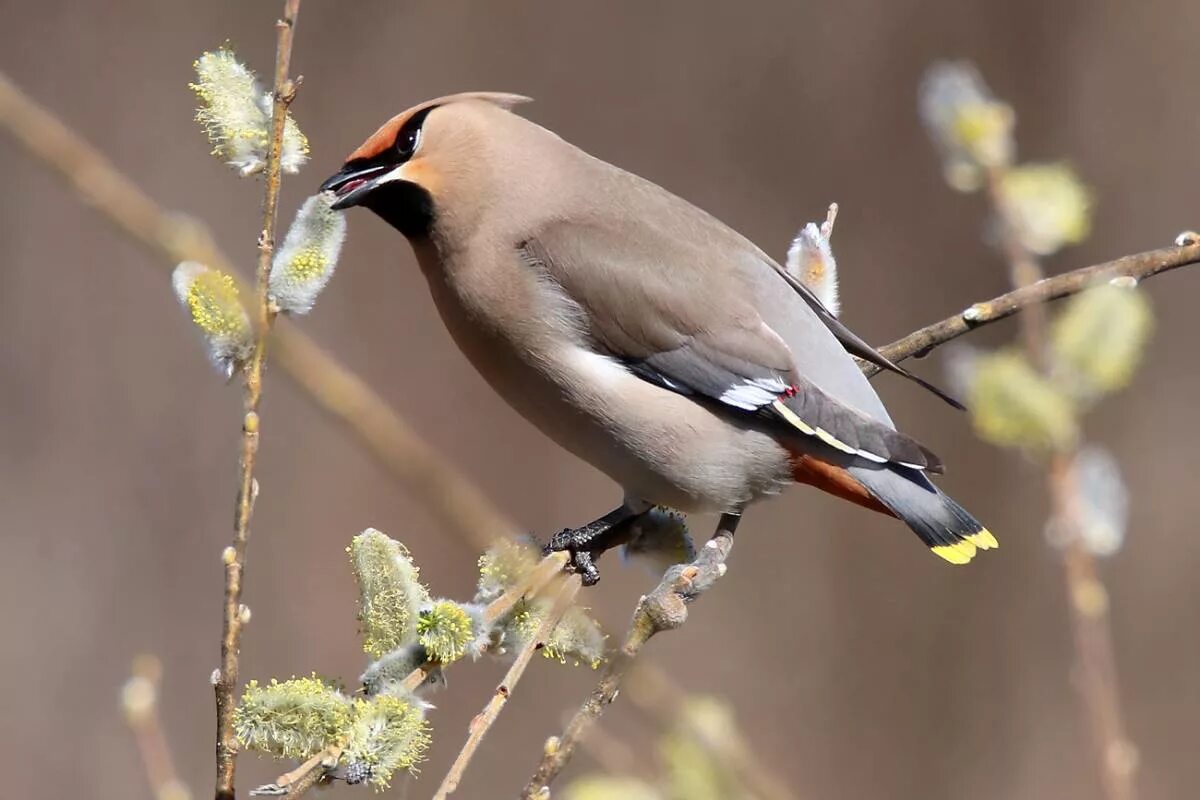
[395,126,421,160]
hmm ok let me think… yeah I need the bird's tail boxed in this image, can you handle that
[791,454,997,564]
[848,463,996,564]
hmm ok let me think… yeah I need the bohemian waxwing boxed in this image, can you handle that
[321,92,996,583]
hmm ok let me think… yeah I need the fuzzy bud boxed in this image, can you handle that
[503,598,606,669]
[1074,446,1130,557]
[349,529,431,658]
[997,163,1092,255]
[190,47,309,176]
[416,600,477,664]
[171,262,253,378]
[233,675,352,760]
[269,192,347,314]
[919,61,1015,191]
[1052,283,1152,398]
[785,204,840,315]
[621,507,696,576]
[341,695,431,789]
[659,697,740,800]
[968,350,1078,452]
[476,538,540,603]
[361,643,442,697]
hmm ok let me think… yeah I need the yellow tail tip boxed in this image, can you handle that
[967,528,999,550]
[931,541,975,564]
[931,529,998,564]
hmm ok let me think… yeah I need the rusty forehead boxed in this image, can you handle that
[345,104,431,162]
[343,92,533,163]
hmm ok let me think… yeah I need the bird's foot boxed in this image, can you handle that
[545,507,642,586]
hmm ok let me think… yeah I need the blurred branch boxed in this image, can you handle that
[214,4,302,799]
[434,574,583,799]
[624,666,797,800]
[523,514,740,799]
[982,166,1138,800]
[122,655,192,800]
[869,244,1200,374]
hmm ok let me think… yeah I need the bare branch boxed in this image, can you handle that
[435,574,583,798]
[122,655,192,800]
[870,244,1200,372]
[523,513,740,798]
[215,3,302,798]
[249,746,342,798]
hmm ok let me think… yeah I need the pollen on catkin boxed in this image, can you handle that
[919,61,1015,191]
[171,262,253,378]
[269,192,347,314]
[233,675,353,760]
[190,47,309,176]
[475,538,540,603]
[341,694,431,789]
[968,349,1078,452]
[1052,283,1151,396]
[416,600,477,664]
[997,163,1092,255]
[349,529,431,658]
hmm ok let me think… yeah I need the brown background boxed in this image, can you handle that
[2,1,1198,798]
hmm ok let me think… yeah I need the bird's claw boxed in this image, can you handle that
[546,525,603,586]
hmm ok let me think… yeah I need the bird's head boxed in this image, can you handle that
[320,92,531,239]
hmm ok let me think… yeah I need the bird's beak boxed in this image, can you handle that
[320,163,394,210]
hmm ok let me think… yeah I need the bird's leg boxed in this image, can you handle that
[546,505,647,586]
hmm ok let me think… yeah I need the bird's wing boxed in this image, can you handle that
[518,224,942,472]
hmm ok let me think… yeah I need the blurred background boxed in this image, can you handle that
[3,1,1198,798]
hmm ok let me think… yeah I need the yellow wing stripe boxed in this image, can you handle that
[772,400,815,434]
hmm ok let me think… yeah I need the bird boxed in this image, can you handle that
[320,92,996,583]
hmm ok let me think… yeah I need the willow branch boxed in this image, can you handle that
[869,244,1200,373]
[981,166,1137,800]
[249,746,342,798]
[434,574,583,799]
[122,655,191,800]
[214,3,301,798]
[523,514,740,799]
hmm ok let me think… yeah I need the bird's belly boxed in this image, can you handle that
[440,315,790,510]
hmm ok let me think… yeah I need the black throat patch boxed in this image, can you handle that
[363,180,435,240]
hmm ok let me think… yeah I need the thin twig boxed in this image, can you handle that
[870,243,1200,373]
[249,746,342,798]
[122,655,192,800]
[434,574,583,799]
[523,514,740,798]
[983,167,1137,800]
[215,4,302,799]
